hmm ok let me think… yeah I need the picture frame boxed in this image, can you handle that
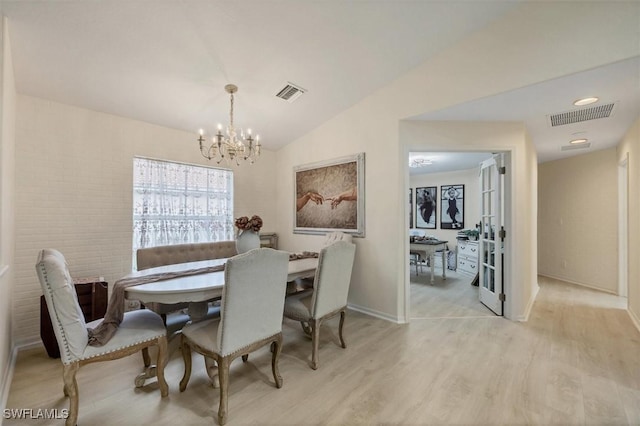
[440,184,464,229]
[415,186,437,229]
[293,153,365,236]
[409,188,413,229]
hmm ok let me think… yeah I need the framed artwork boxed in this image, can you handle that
[415,187,437,229]
[409,188,413,229]
[294,153,365,236]
[440,184,464,229]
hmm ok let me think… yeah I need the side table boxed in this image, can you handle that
[40,278,108,358]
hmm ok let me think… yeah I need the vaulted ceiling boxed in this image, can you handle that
[1,1,638,164]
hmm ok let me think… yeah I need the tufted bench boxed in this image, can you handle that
[135,241,238,333]
[136,241,238,271]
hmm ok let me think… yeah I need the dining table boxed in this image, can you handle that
[124,256,318,318]
[122,255,319,387]
[409,239,448,284]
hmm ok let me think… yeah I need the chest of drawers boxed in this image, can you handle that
[40,280,108,358]
[457,240,479,277]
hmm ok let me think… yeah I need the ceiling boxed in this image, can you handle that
[412,56,640,164]
[409,152,492,176]
[1,1,637,165]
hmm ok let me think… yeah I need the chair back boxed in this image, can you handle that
[322,231,353,247]
[217,248,289,356]
[35,249,87,364]
[311,240,356,318]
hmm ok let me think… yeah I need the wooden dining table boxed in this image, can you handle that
[123,255,319,387]
[410,239,448,284]
[124,256,319,319]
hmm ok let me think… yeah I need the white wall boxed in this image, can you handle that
[0,16,17,409]
[12,95,279,345]
[276,1,638,322]
[617,116,640,329]
[538,148,619,293]
[410,167,481,251]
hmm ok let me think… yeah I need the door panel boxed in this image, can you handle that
[479,155,503,315]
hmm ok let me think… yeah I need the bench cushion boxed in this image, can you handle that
[136,241,237,271]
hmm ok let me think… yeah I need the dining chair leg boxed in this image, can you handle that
[62,362,79,426]
[217,356,230,426]
[142,347,151,367]
[271,336,283,388]
[156,336,169,397]
[300,321,312,336]
[179,336,192,392]
[310,319,321,370]
[338,310,347,349]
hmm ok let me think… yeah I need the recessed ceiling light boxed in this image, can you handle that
[573,97,599,106]
[570,138,588,144]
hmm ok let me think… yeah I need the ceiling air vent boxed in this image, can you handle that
[548,102,616,127]
[276,82,306,103]
[561,142,591,151]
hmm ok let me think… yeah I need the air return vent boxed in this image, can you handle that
[548,103,615,127]
[276,82,306,103]
[561,142,591,151]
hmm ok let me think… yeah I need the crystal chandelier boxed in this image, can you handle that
[198,84,261,165]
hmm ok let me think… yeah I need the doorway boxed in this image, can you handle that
[406,151,510,320]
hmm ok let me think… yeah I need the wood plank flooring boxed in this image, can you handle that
[5,275,640,425]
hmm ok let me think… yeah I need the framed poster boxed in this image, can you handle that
[415,187,437,229]
[294,153,365,236]
[440,184,464,229]
[409,188,413,229]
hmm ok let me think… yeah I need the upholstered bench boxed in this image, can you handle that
[135,241,237,333]
[136,241,237,271]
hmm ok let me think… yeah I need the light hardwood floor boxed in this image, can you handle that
[410,267,494,319]
[5,276,640,425]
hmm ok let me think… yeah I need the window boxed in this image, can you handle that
[132,157,234,262]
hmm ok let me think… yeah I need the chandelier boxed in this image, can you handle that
[198,84,261,165]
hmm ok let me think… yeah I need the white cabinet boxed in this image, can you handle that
[457,240,479,276]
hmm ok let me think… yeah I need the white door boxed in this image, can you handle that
[479,155,504,315]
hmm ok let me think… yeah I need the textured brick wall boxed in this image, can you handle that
[13,95,277,344]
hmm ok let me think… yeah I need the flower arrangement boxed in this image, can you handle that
[464,229,480,240]
[234,215,263,233]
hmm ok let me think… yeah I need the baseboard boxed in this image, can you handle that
[517,281,540,322]
[347,303,402,324]
[628,308,640,335]
[0,343,19,417]
[538,273,617,295]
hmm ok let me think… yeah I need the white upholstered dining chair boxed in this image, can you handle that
[283,240,356,370]
[179,248,289,425]
[35,249,169,426]
[322,231,353,246]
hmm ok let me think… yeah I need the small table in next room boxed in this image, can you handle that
[409,240,448,285]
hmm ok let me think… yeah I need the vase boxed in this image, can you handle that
[236,230,260,254]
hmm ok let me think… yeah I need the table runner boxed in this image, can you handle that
[88,252,319,346]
